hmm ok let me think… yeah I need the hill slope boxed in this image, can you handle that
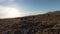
[0,11,60,34]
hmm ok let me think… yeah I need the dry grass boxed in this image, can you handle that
[0,11,60,34]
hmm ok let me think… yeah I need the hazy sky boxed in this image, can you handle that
[0,0,60,18]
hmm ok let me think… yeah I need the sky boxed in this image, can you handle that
[0,0,60,18]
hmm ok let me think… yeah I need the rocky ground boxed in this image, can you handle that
[0,11,60,34]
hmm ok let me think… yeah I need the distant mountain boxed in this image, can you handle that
[0,11,60,34]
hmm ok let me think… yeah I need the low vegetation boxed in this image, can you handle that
[0,11,60,34]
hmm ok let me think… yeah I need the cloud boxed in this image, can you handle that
[0,0,5,3]
[29,10,47,15]
[0,0,15,2]
[9,0,15,2]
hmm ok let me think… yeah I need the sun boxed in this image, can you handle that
[2,7,20,18]
[0,6,28,19]
[8,8,20,17]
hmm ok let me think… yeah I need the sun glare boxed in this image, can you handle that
[0,7,21,18]
[0,6,28,19]
[8,8,20,17]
